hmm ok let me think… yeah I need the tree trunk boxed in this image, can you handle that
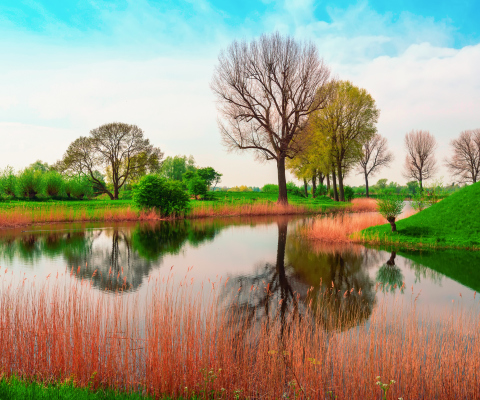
[326,175,330,193]
[319,172,325,186]
[277,156,288,205]
[312,174,317,198]
[337,160,345,202]
[303,178,308,197]
[331,166,339,202]
[365,169,370,198]
[114,186,119,200]
[387,217,397,232]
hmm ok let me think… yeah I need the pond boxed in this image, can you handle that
[1,215,478,329]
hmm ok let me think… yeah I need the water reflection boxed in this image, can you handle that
[221,219,376,332]
[375,252,405,293]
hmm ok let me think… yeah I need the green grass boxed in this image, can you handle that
[0,376,197,400]
[361,182,480,250]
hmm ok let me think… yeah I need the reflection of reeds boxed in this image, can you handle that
[0,273,478,399]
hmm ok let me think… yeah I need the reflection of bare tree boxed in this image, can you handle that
[403,258,444,285]
[221,220,376,334]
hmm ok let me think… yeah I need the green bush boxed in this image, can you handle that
[344,185,355,201]
[0,166,16,197]
[314,184,327,197]
[44,171,65,197]
[377,196,405,232]
[187,176,207,199]
[261,184,278,193]
[133,175,190,216]
[16,168,44,199]
[286,182,305,197]
[65,176,93,199]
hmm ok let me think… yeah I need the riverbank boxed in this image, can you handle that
[357,182,480,250]
[0,274,478,399]
[0,196,375,229]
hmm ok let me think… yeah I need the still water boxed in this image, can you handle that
[0,216,478,326]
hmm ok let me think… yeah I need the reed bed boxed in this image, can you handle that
[0,271,478,399]
[303,209,417,244]
[0,207,161,229]
[348,198,378,213]
[188,202,317,219]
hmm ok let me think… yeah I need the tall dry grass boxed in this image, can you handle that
[0,271,478,399]
[349,198,378,213]
[0,207,161,229]
[188,202,314,219]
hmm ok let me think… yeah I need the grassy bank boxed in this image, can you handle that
[0,273,479,399]
[0,194,354,229]
[359,182,480,250]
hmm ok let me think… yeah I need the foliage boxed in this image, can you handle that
[314,184,327,197]
[344,185,354,201]
[15,168,44,199]
[262,184,279,193]
[228,185,253,192]
[159,155,195,181]
[187,175,208,200]
[362,182,480,249]
[133,175,190,216]
[29,160,51,172]
[44,171,65,197]
[0,166,17,197]
[286,182,305,197]
[70,176,94,199]
[377,197,405,219]
[196,167,222,189]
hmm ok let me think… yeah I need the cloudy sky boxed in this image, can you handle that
[0,0,479,187]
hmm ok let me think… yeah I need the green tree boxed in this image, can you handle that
[196,167,222,190]
[160,155,195,181]
[310,81,379,201]
[377,197,405,232]
[187,175,208,200]
[29,160,50,172]
[0,166,16,197]
[16,168,44,199]
[44,171,65,197]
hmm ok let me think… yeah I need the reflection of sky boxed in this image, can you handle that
[0,219,478,325]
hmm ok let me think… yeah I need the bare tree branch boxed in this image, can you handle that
[445,129,480,184]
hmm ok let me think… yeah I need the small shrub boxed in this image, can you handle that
[16,168,43,199]
[133,175,190,216]
[44,171,65,197]
[377,197,405,232]
[262,184,278,193]
[344,185,355,201]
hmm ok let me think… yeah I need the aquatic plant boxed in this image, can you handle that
[0,270,478,399]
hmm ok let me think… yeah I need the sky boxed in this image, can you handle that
[0,0,479,188]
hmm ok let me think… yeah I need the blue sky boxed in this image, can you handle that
[1,0,479,186]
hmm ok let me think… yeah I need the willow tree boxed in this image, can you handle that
[211,32,332,204]
[311,81,379,201]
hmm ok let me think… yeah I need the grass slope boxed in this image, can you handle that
[361,182,480,249]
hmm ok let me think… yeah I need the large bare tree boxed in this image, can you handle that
[445,129,480,184]
[403,130,437,191]
[211,32,332,204]
[358,134,393,197]
[60,123,163,199]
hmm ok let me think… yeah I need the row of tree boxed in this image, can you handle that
[1,123,222,201]
[211,32,480,203]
